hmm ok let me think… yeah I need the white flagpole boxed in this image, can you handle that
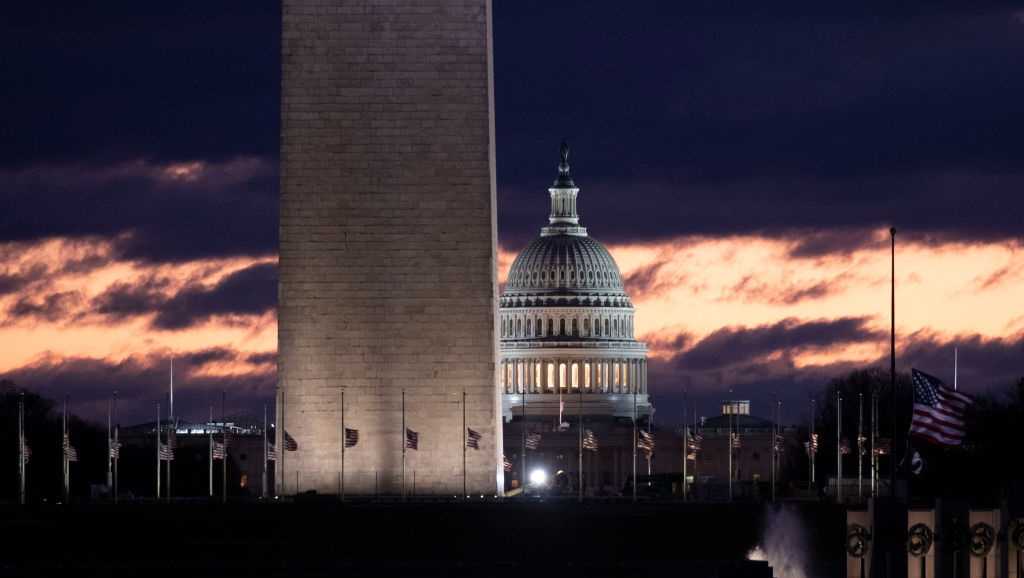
[113,391,119,504]
[463,390,468,499]
[682,389,688,502]
[340,390,345,502]
[632,380,637,502]
[858,392,864,501]
[836,389,842,504]
[168,358,173,501]
[263,403,268,499]
[954,347,959,391]
[19,392,25,505]
[107,395,113,494]
[402,389,407,500]
[63,396,68,503]
[810,397,816,486]
[156,402,161,500]
[221,390,227,503]
[208,405,214,498]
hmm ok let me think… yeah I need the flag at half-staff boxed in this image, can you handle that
[265,443,277,462]
[283,430,298,451]
[159,443,174,461]
[405,428,419,450]
[873,437,891,456]
[525,432,542,450]
[910,368,974,446]
[109,440,121,460]
[638,430,655,457]
[583,429,598,451]
[22,443,32,464]
[63,433,79,462]
[840,437,851,455]
[804,432,819,455]
[502,454,512,472]
[857,434,867,456]
[466,428,481,450]
[344,428,359,448]
[687,432,702,460]
[212,441,227,460]
[773,433,785,453]
[730,432,741,449]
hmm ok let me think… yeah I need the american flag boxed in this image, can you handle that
[405,428,419,450]
[805,433,819,456]
[22,443,31,464]
[910,369,973,446]
[840,437,851,455]
[283,430,298,451]
[63,433,79,462]
[466,428,481,450]
[212,441,226,460]
[167,428,177,449]
[109,440,121,460]
[582,429,598,451]
[774,434,785,453]
[265,443,277,462]
[502,454,512,472]
[687,432,703,452]
[730,432,741,450]
[857,434,867,456]
[344,428,359,448]
[159,443,174,461]
[638,430,655,456]
[525,432,541,450]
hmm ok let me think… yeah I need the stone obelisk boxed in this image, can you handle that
[278,0,500,496]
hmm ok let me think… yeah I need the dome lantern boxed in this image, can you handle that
[542,140,588,237]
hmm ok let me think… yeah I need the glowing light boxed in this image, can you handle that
[529,468,547,487]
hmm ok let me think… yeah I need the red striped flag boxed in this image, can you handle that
[910,369,973,446]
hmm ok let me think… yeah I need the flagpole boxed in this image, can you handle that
[344,387,348,502]
[277,387,283,496]
[770,394,776,503]
[728,401,733,502]
[810,397,816,487]
[19,392,25,505]
[402,389,407,501]
[889,226,897,498]
[632,380,637,503]
[683,389,688,502]
[156,401,161,500]
[263,403,268,499]
[463,390,468,499]
[836,388,842,504]
[107,394,113,496]
[209,405,214,498]
[577,382,583,502]
[221,390,227,503]
[168,359,173,501]
[954,347,958,391]
[858,392,864,501]
[693,402,698,496]
[521,386,526,495]
[113,391,119,504]
[63,396,69,503]
[870,389,877,497]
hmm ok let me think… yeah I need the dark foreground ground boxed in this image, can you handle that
[0,498,845,578]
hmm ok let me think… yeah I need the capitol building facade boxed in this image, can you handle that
[499,144,650,420]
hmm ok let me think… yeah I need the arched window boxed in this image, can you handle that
[548,318,554,336]
[583,318,590,335]
[516,318,522,337]
[559,318,566,336]
[572,318,578,336]
[526,318,533,337]
[594,317,601,336]
[604,318,610,336]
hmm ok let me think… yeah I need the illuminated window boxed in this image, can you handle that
[623,362,629,389]
[559,363,567,390]
[571,363,579,388]
[547,363,555,390]
[584,363,591,389]
[614,363,621,388]
[534,362,542,391]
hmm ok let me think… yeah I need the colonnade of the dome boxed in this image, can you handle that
[500,357,647,395]
[500,310,634,340]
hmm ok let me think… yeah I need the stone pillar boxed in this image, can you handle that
[279,0,500,496]
[907,509,937,578]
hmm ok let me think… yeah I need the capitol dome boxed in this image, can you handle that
[499,142,649,421]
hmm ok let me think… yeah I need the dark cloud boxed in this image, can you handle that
[152,262,277,330]
[0,263,49,295]
[6,291,83,324]
[0,350,276,425]
[720,274,851,306]
[622,258,678,300]
[245,351,277,366]
[91,275,172,321]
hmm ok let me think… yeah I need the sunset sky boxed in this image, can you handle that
[2,2,1022,424]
